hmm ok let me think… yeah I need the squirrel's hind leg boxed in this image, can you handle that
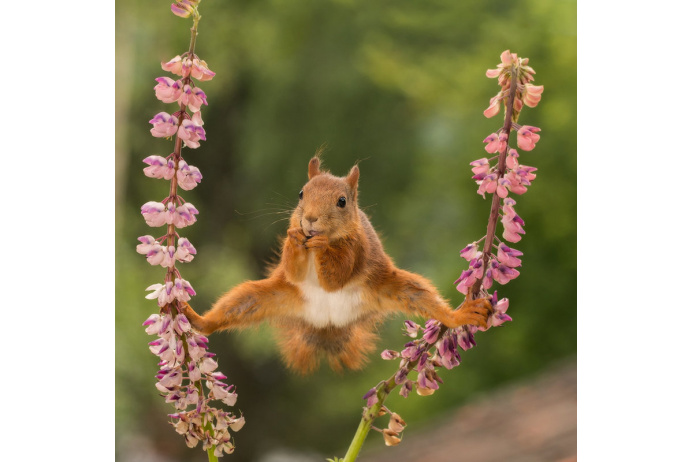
[182,276,301,336]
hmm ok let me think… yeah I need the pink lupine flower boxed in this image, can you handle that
[491,261,520,285]
[476,173,498,198]
[496,177,511,198]
[505,171,528,195]
[497,242,523,267]
[483,132,508,154]
[137,235,159,255]
[506,148,519,170]
[141,201,167,227]
[154,77,183,104]
[143,313,165,335]
[454,326,477,351]
[381,350,400,360]
[174,203,199,228]
[172,277,196,302]
[145,281,175,307]
[143,155,176,180]
[363,388,379,407]
[177,160,202,190]
[522,84,544,108]
[175,237,197,262]
[190,58,215,81]
[162,55,184,76]
[178,113,206,149]
[483,93,502,118]
[517,125,541,151]
[144,244,165,266]
[470,158,490,179]
[422,320,441,344]
[459,243,479,261]
[403,320,421,338]
[478,292,512,331]
[180,85,208,112]
[171,0,198,18]
[150,112,179,138]
[501,213,525,243]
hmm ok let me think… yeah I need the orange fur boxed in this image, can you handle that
[182,156,491,374]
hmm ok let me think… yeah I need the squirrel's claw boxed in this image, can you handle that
[287,227,308,246]
[453,297,492,329]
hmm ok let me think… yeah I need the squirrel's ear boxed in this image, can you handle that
[346,165,359,190]
[308,157,321,179]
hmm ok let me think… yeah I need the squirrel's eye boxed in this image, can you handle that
[299,190,303,200]
[337,196,347,208]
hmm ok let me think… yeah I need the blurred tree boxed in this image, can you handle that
[116,0,575,460]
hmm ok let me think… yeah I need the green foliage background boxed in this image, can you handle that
[115,0,576,460]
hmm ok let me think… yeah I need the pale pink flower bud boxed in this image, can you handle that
[136,235,159,255]
[178,117,206,149]
[171,0,196,18]
[500,49,516,66]
[141,201,167,227]
[497,242,523,267]
[199,357,218,374]
[470,158,490,178]
[506,149,519,170]
[145,244,166,266]
[517,125,541,151]
[459,244,478,261]
[149,112,179,138]
[176,159,202,190]
[223,390,238,407]
[175,237,197,262]
[180,85,208,112]
[403,320,421,338]
[483,93,502,118]
[496,177,511,198]
[188,362,202,382]
[381,349,400,360]
[522,84,544,108]
[142,314,163,335]
[162,55,183,76]
[154,77,183,103]
[173,203,199,228]
[229,415,245,432]
[172,277,196,302]
[485,67,502,79]
[143,155,176,180]
[190,58,215,81]
[476,173,497,198]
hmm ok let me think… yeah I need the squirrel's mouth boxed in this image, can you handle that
[308,230,323,237]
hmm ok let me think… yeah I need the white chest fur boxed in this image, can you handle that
[298,252,363,328]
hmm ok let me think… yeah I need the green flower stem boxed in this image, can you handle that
[342,327,450,461]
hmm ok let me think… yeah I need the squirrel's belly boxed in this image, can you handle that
[297,255,363,328]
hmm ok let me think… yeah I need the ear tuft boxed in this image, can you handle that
[308,157,321,179]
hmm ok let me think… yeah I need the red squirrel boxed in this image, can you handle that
[182,156,492,374]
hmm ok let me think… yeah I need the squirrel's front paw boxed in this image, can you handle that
[453,297,492,329]
[305,234,329,250]
[288,227,308,246]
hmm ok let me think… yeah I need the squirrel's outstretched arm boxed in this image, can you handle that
[181,276,301,335]
[376,268,491,328]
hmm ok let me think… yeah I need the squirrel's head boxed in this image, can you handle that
[296,156,360,241]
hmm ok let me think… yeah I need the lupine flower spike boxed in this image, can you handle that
[137,2,242,458]
[341,50,543,462]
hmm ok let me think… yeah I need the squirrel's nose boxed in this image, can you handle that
[305,215,318,224]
